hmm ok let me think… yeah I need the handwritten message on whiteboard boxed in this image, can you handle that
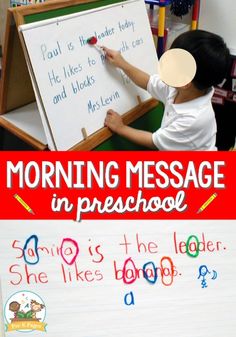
[0,220,236,336]
[19,0,158,150]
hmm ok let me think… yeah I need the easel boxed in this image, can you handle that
[0,0,159,151]
[0,6,48,150]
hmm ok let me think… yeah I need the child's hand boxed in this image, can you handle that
[102,47,127,69]
[105,109,124,133]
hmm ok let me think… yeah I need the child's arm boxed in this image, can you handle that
[103,47,150,90]
[105,109,156,149]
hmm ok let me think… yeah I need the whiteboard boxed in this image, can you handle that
[1,220,236,337]
[19,0,158,150]
[198,0,236,56]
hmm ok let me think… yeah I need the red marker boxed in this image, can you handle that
[87,36,104,53]
[87,36,98,45]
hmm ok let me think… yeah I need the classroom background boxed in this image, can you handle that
[0,0,235,150]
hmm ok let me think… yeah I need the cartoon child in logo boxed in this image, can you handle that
[5,291,47,332]
[8,301,21,318]
[9,299,45,320]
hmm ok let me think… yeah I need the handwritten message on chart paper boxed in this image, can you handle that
[1,220,236,337]
[19,0,157,149]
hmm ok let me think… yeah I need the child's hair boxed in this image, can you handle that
[170,30,230,90]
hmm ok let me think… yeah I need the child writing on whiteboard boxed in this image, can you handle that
[103,30,230,150]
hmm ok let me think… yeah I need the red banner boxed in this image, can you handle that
[0,151,235,220]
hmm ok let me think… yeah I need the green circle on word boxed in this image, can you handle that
[186,235,200,258]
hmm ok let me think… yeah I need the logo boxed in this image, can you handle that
[4,291,47,332]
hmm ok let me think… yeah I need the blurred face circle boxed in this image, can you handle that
[158,48,197,88]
